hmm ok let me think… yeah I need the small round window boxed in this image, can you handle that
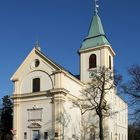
[34,59,40,67]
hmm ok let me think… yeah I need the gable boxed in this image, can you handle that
[11,47,84,95]
[11,47,63,82]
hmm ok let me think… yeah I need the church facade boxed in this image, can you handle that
[11,6,128,140]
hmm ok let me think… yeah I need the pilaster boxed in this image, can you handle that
[51,88,69,140]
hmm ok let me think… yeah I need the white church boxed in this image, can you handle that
[11,2,128,140]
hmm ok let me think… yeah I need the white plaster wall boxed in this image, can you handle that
[103,48,114,69]
[19,99,53,140]
[107,93,128,140]
[20,70,53,94]
[116,126,127,140]
[81,111,99,140]
[80,49,101,83]
[80,88,128,140]
[62,74,82,97]
[80,47,114,83]
[63,101,81,139]
[13,51,56,94]
[115,95,128,127]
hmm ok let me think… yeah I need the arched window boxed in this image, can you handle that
[109,56,111,69]
[89,54,96,69]
[33,78,40,92]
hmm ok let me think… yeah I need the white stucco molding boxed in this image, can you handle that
[12,87,69,100]
[28,122,42,128]
[11,90,51,100]
[50,88,69,95]
[52,69,84,86]
[79,45,116,57]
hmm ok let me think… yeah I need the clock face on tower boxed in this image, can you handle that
[89,71,94,78]
[89,69,97,78]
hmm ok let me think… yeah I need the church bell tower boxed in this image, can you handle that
[79,1,115,84]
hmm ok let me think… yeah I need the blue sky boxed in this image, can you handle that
[0,0,140,98]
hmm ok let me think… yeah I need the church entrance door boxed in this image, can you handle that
[32,130,40,140]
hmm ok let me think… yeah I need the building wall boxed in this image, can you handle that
[19,98,53,140]
[12,50,56,95]
[80,48,101,83]
[80,46,114,83]
[20,70,53,94]
[115,95,128,140]
[12,47,127,140]
[106,91,128,140]
[63,101,81,139]
[12,49,83,140]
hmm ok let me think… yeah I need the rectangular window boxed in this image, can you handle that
[24,132,27,139]
[109,55,112,69]
[44,132,48,139]
[33,78,40,92]
[119,134,120,140]
[72,134,75,138]
[32,130,40,140]
[55,132,58,137]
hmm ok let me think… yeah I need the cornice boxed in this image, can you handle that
[12,90,50,100]
[79,45,116,56]
[12,88,69,100]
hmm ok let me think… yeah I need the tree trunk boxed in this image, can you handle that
[99,115,104,140]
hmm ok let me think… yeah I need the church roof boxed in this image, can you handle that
[80,13,110,50]
[88,13,105,38]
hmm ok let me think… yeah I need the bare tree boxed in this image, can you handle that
[76,66,121,140]
[122,65,140,121]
